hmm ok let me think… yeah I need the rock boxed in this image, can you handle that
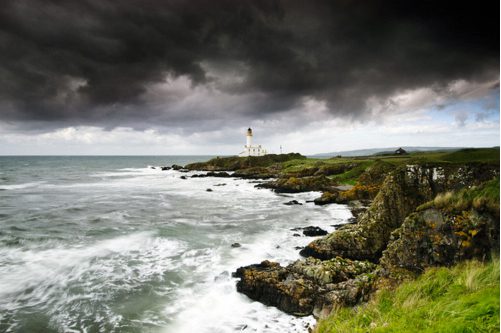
[180,176,187,180]
[284,200,303,206]
[233,167,276,179]
[293,233,301,237]
[161,166,171,171]
[314,191,347,205]
[192,171,232,178]
[380,207,498,275]
[257,175,337,193]
[206,188,213,192]
[150,166,156,169]
[302,226,328,237]
[291,226,328,236]
[214,183,227,186]
[171,164,183,170]
[231,243,241,248]
[233,257,376,316]
[301,163,499,262]
[208,171,231,177]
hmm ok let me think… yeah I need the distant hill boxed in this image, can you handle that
[311,147,464,158]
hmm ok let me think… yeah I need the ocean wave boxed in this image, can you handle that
[90,167,158,178]
[0,181,46,190]
[0,232,186,327]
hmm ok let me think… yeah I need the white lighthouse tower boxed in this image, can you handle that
[246,127,253,147]
[239,128,267,157]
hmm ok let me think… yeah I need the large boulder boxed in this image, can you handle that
[313,190,348,205]
[233,257,376,317]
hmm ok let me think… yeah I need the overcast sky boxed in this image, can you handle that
[0,0,499,155]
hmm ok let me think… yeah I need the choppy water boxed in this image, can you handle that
[0,156,351,333]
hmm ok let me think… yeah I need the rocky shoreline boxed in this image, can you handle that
[164,152,500,329]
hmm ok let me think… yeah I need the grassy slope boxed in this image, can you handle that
[283,148,500,185]
[316,259,500,333]
[421,177,500,215]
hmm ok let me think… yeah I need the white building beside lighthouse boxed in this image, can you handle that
[238,128,267,157]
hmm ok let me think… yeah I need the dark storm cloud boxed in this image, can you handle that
[0,0,498,129]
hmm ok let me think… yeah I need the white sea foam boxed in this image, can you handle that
[160,184,351,333]
[0,181,46,190]
[0,232,186,314]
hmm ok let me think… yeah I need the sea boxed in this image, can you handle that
[0,156,352,333]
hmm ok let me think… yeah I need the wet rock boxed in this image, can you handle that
[206,188,213,192]
[313,191,347,205]
[284,200,303,206]
[180,176,187,180]
[214,183,227,186]
[161,166,171,171]
[233,257,376,316]
[171,164,183,170]
[291,226,328,236]
[302,226,328,237]
[192,171,232,178]
[293,233,301,237]
[231,243,242,248]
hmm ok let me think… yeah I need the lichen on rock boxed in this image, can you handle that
[233,257,376,317]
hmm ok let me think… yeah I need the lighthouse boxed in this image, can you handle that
[246,128,253,147]
[239,127,267,157]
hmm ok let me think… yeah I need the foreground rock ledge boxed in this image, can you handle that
[232,257,376,317]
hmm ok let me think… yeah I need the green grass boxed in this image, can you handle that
[408,147,500,165]
[281,158,326,172]
[329,161,374,185]
[428,177,500,214]
[315,259,500,333]
[281,148,499,185]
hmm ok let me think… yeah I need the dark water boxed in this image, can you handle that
[0,156,351,333]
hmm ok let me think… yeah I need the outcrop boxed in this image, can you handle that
[300,163,499,262]
[380,208,497,274]
[233,161,499,319]
[380,178,500,275]
[233,257,376,317]
[256,175,337,193]
[184,153,305,171]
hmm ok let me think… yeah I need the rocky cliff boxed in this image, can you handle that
[300,163,499,262]
[233,162,499,318]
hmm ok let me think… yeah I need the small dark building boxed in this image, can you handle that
[395,147,408,155]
